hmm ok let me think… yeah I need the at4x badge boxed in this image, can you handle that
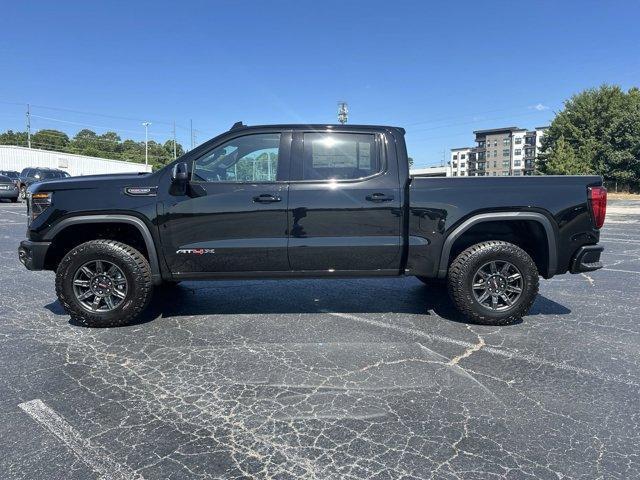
[176,248,215,255]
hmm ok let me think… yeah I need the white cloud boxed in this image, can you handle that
[530,103,550,111]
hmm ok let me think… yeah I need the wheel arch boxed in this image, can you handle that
[437,212,557,279]
[43,214,162,285]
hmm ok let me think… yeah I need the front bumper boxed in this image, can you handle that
[570,245,604,273]
[18,239,51,270]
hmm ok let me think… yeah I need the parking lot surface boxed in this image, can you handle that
[0,199,638,479]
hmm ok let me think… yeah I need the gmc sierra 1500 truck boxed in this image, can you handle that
[18,123,607,327]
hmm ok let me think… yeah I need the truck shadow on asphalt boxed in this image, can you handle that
[45,279,571,328]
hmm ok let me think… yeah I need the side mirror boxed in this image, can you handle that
[171,162,189,182]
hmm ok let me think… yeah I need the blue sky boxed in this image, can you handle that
[1,0,638,167]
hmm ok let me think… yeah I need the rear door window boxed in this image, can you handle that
[301,133,379,181]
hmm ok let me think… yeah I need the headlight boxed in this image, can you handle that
[30,192,53,221]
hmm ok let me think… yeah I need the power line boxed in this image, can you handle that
[27,102,190,130]
[30,114,173,137]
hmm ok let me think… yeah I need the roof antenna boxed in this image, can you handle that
[231,121,245,130]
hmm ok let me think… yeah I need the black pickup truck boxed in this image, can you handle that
[18,123,607,327]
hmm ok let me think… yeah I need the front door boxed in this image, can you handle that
[287,130,402,272]
[161,131,290,276]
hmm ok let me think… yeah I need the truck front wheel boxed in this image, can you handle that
[55,240,153,327]
[447,241,539,325]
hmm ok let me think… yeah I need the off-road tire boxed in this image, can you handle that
[415,276,446,288]
[56,240,153,327]
[447,240,539,325]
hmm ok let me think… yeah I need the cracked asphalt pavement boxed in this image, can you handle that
[0,200,639,479]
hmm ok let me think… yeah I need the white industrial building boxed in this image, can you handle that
[0,146,152,176]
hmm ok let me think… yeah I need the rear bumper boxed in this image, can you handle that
[18,239,51,270]
[570,245,603,273]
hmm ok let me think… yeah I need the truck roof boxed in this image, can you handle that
[228,122,405,134]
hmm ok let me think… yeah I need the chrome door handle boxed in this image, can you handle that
[366,193,394,202]
[253,194,282,203]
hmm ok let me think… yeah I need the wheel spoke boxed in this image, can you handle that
[489,261,498,274]
[95,260,104,274]
[472,282,485,289]
[500,294,513,306]
[106,264,119,277]
[500,262,511,275]
[80,265,93,277]
[508,273,522,282]
[77,290,93,300]
[506,285,522,293]
[491,294,498,309]
[73,279,90,288]
[91,296,102,310]
[113,277,127,286]
[104,295,115,309]
[477,290,490,304]
[111,288,126,299]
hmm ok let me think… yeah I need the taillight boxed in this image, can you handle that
[588,186,607,229]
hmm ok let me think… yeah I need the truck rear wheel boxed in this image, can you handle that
[55,240,153,327]
[447,241,539,325]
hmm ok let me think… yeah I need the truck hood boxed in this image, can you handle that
[28,172,154,193]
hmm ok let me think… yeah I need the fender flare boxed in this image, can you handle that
[436,211,557,278]
[44,214,162,285]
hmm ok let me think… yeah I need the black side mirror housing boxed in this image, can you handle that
[171,162,189,183]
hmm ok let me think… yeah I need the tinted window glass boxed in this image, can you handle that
[302,133,379,180]
[0,175,11,183]
[192,133,280,183]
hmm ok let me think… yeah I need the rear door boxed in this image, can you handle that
[287,129,402,272]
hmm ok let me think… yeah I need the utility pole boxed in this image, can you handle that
[26,104,31,148]
[142,122,151,166]
[172,121,177,159]
[337,101,348,124]
[190,119,194,150]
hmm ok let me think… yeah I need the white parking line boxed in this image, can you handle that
[602,267,640,275]
[2,209,27,217]
[324,311,639,386]
[18,399,144,480]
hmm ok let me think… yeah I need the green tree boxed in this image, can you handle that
[0,130,29,147]
[31,129,70,151]
[539,85,640,188]
[540,136,591,175]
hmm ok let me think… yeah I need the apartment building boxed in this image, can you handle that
[451,126,547,177]
[448,147,471,176]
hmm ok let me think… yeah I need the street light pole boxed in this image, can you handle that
[142,122,151,166]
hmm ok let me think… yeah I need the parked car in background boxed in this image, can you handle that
[18,168,70,199]
[0,174,19,202]
[0,170,20,185]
